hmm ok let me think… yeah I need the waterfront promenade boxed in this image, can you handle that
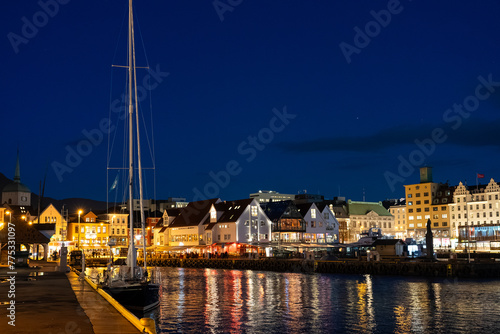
[0,260,139,334]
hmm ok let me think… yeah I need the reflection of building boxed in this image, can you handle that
[250,190,295,203]
[348,200,395,241]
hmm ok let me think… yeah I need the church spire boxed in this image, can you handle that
[14,148,21,183]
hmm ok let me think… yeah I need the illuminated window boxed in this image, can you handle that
[251,206,258,217]
[311,209,316,219]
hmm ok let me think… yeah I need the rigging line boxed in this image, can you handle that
[135,2,157,207]
[135,5,156,168]
[138,101,155,167]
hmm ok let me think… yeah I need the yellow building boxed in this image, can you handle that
[404,167,453,247]
[31,204,68,253]
[389,204,406,239]
[67,211,109,251]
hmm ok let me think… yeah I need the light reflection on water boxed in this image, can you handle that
[150,267,500,334]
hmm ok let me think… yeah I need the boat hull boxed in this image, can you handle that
[104,282,160,312]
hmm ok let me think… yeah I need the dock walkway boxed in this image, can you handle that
[0,260,140,334]
[67,270,140,334]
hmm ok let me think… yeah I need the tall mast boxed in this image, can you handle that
[131,4,148,274]
[127,0,136,278]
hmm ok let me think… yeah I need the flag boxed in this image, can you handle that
[477,173,485,179]
[109,173,119,192]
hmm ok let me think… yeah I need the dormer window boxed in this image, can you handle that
[210,208,216,221]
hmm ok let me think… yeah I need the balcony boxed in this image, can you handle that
[271,219,306,233]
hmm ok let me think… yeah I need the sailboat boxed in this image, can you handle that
[99,0,160,313]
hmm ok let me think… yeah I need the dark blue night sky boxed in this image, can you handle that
[2,0,500,204]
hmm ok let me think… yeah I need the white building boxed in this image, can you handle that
[450,179,500,251]
[296,203,328,244]
[208,198,272,247]
[249,190,295,203]
[316,203,340,243]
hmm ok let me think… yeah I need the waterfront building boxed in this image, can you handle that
[321,198,350,243]
[250,190,295,203]
[452,179,500,251]
[154,208,182,247]
[260,200,306,243]
[145,211,162,247]
[347,200,395,241]
[389,202,406,239]
[67,211,109,251]
[316,202,340,243]
[296,203,329,243]
[404,167,453,246]
[99,210,129,248]
[207,198,272,255]
[31,204,68,253]
[167,198,222,247]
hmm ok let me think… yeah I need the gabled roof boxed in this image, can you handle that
[348,201,392,217]
[315,202,329,212]
[165,208,182,217]
[169,198,220,228]
[215,198,254,223]
[2,204,34,217]
[154,218,164,228]
[260,200,303,221]
[295,203,315,215]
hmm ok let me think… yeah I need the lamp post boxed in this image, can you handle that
[78,210,83,250]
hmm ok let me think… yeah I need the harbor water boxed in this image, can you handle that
[145,267,500,333]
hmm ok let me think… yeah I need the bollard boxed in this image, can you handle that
[140,317,157,334]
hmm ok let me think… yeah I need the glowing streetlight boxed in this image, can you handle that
[6,211,11,225]
[78,210,83,250]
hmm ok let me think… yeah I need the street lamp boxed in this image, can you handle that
[6,211,11,225]
[78,210,83,250]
